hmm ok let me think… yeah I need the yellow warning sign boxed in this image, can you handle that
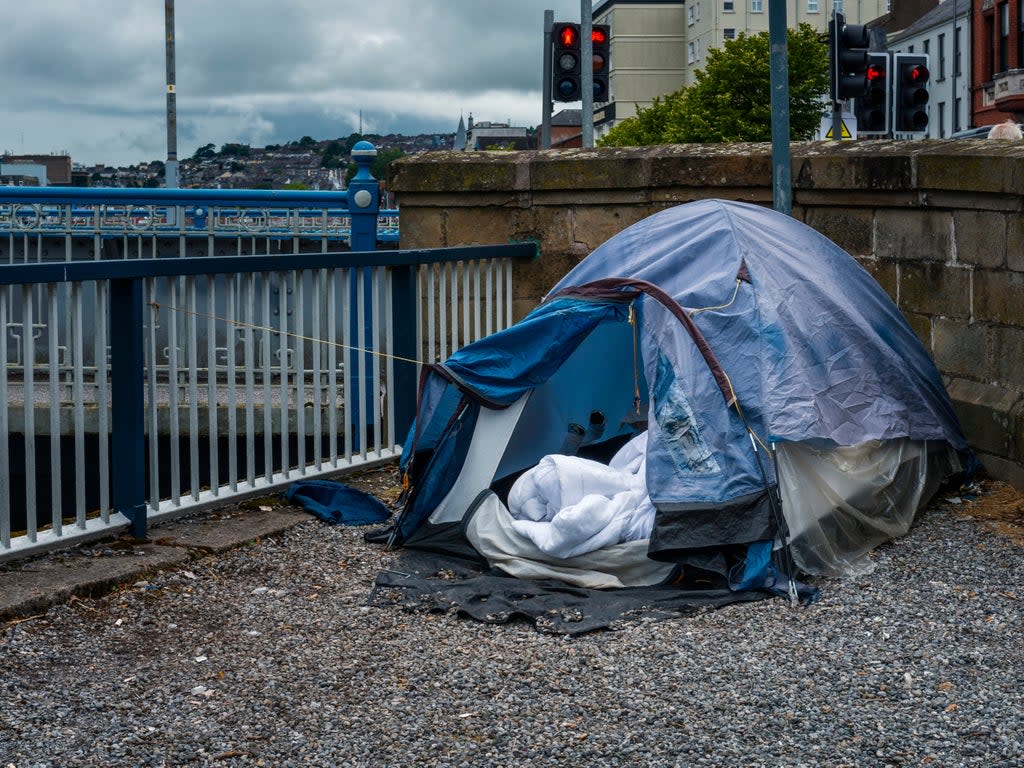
[824,121,852,139]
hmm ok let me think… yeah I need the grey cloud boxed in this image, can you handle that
[1,0,582,166]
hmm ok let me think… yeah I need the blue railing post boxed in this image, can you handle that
[346,142,380,435]
[110,278,147,538]
[390,264,419,441]
[346,141,380,252]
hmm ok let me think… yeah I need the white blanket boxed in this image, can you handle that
[507,432,655,559]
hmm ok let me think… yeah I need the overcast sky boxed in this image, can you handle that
[0,0,586,168]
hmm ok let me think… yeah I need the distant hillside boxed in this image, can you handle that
[83,133,454,190]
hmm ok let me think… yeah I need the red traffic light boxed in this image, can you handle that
[592,27,607,44]
[558,25,578,47]
[867,64,884,81]
[908,64,929,83]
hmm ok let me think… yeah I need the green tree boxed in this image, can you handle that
[192,143,216,159]
[599,24,828,146]
[320,140,347,168]
[342,133,363,153]
[344,147,406,185]
[220,143,251,157]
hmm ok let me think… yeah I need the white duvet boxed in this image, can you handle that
[507,432,655,559]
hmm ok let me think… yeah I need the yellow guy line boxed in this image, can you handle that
[150,302,425,367]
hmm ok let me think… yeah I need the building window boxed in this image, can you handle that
[688,40,700,63]
[724,28,736,40]
[955,26,962,76]
[954,97,962,132]
[723,0,734,12]
[999,2,1010,73]
[938,102,945,137]
[924,39,930,56]
[807,0,819,12]
[688,4,695,25]
[751,0,763,11]
[938,33,945,79]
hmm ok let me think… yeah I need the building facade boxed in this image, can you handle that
[888,0,972,136]
[593,0,688,135]
[972,0,1024,126]
[592,0,890,136]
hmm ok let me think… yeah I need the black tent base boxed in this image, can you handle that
[368,550,781,636]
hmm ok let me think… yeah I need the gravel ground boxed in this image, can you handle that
[1,479,1022,768]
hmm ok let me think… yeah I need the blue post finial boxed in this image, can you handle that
[347,141,379,247]
[350,140,377,183]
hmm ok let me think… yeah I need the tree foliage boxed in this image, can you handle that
[344,147,406,185]
[599,24,828,146]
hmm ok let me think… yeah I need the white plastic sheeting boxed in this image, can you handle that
[777,439,960,576]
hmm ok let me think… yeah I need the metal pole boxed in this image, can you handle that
[769,0,792,214]
[542,10,554,149]
[165,0,179,188]
[581,0,594,148]
[831,8,842,143]
[951,0,958,132]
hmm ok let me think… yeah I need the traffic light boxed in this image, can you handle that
[591,24,610,103]
[551,22,581,102]
[829,12,870,101]
[893,53,930,134]
[855,52,889,135]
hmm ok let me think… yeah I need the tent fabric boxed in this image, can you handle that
[379,198,972,625]
[285,480,391,526]
[370,548,777,636]
[547,199,967,451]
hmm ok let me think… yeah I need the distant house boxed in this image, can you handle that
[550,109,583,148]
[460,115,535,151]
[887,0,970,137]
[1,153,72,185]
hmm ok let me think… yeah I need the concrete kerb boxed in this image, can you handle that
[0,503,313,625]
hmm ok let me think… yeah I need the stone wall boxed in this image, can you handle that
[389,140,1024,487]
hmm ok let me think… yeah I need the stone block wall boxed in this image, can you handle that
[389,140,1024,487]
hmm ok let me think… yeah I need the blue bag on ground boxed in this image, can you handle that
[284,480,391,526]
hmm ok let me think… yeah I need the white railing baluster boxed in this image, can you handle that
[294,271,306,473]
[96,281,110,522]
[341,269,352,461]
[71,283,85,529]
[187,275,200,501]
[0,286,9,550]
[261,275,273,483]
[146,279,160,509]
[244,272,256,487]
[327,268,339,467]
[311,269,323,471]
[22,284,37,542]
[226,275,238,491]
[47,283,62,537]
[167,278,181,504]
[278,272,290,475]
[206,275,219,494]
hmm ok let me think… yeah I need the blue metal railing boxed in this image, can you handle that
[0,141,399,254]
[0,141,538,562]
[0,242,534,560]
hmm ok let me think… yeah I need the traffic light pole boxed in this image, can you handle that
[831,9,842,143]
[580,0,594,148]
[768,0,792,215]
[542,9,553,149]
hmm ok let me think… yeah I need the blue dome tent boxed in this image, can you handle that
[374,199,971,625]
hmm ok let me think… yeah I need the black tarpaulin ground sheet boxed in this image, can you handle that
[368,550,773,635]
